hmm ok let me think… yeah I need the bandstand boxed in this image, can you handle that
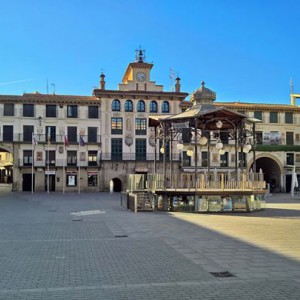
[126,82,267,213]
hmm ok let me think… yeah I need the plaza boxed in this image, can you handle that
[0,186,299,299]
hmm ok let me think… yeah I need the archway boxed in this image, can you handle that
[252,157,282,193]
[109,178,122,192]
[0,147,13,186]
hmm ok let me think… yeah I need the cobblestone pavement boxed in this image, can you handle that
[0,186,300,299]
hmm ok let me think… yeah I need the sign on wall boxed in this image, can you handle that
[263,132,281,145]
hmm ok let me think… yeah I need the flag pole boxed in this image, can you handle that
[31,132,34,194]
[63,140,65,194]
[63,134,69,194]
[47,128,50,194]
[78,136,80,194]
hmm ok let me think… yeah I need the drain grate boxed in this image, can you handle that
[210,271,235,278]
[114,235,128,238]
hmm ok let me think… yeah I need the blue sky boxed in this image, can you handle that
[1,0,300,104]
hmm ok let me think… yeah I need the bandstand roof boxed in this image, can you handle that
[149,104,260,130]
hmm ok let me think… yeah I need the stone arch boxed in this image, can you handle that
[0,146,14,185]
[249,153,283,193]
[109,177,122,192]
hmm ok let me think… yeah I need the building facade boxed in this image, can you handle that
[0,50,299,193]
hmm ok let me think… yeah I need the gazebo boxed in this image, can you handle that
[126,82,266,213]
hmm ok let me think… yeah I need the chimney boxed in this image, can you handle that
[175,77,181,92]
[100,73,106,90]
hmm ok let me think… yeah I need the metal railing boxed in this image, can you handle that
[127,173,266,193]
[0,134,101,144]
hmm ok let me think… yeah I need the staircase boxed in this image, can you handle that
[136,192,153,212]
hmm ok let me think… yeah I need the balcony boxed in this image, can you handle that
[101,152,180,161]
[0,134,102,144]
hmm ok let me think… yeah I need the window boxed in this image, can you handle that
[150,101,158,113]
[201,151,208,167]
[111,138,122,161]
[162,101,170,113]
[88,106,99,118]
[23,150,33,166]
[46,126,56,143]
[285,112,293,124]
[125,100,133,112]
[255,131,263,145]
[136,139,146,161]
[111,117,123,134]
[67,127,77,143]
[88,173,97,187]
[220,152,228,167]
[254,111,263,120]
[239,152,246,168]
[23,125,34,142]
[67,105,78,118]
[137,100,145,112]
[3,104,14,116]
[220,132,229,145]
[46,105,57,117]
[287,153,294,165]
[237,110,246,115]
[67,151,77,166]
[3,125,13,142]
[66,173,77,186]
[88,127,97,143]
[88,151,98,166]
[182,151,191,166]
[286,132,294,145]
[46,150,56,166]
[112,99,120,111]
[23,104,34,117]
[135,118,147,135]
[270,112,278,123]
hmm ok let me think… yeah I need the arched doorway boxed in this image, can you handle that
[253,157,282,193]
[110,178,122,192]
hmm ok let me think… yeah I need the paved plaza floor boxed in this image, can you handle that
[0,186,300,299]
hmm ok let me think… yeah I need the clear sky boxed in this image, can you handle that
[1,0,300,104]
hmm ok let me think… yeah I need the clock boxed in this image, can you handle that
[136,72,146,82]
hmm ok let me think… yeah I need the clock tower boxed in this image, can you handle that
[119,48,163,92]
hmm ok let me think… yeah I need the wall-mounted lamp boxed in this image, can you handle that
[38,116,42,126]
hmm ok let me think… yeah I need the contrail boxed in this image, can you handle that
[0,79,33,86]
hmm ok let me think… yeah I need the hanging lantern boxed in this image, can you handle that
[187,148,194,156]
[216,120,223,128]
[243,144,252,153]
[219,148,225,155]
[215,141,223,150]
[199,136,208,146]
[160,147,165,154]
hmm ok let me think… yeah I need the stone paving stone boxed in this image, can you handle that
[0,191,299,299]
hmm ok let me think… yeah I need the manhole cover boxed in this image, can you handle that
[210,271,235,278]
[114,235,128,238]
